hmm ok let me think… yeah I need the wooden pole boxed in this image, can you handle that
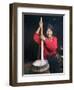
[32,17,49,73]
[40,17,44,62]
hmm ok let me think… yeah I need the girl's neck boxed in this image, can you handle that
[48,36,53,40]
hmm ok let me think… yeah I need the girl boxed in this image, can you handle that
[33,18,60,73]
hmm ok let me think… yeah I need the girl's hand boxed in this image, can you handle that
[40,35,46,41]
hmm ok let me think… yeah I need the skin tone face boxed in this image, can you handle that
[46,28,53,38]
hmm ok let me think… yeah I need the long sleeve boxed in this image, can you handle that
[44,37,58,51]
[33,33,41,45]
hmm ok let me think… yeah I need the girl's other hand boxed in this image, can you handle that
[40,35,46,41]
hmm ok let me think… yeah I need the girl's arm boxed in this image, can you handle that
[33,27,41,45]
[36,27,40,34]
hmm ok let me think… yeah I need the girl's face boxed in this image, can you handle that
[46,28,53,38]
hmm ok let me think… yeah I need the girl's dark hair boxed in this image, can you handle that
[47,24,54,32]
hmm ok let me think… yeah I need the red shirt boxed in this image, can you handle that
[33,33,58,59]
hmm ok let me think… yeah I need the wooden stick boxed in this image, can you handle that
[40,17,44,61]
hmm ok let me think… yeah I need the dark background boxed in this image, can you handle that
[23,14,63,63]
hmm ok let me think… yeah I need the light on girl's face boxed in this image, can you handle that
[46,28,53,38]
